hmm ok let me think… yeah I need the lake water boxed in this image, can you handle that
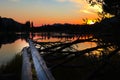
[0,32,96,66]
[0,39,28,65]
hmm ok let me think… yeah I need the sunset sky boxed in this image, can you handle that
[0,0,102,26]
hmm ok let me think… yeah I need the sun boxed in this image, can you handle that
[87,20,95,25]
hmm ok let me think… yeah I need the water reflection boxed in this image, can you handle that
[0,39,28,65]
[31,32,93,42]
[0,33,29,46]
[0,32,95,66]
[0,33,29,65]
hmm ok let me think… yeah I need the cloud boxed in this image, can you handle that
[55,0,102,15]
[80,10,95,14]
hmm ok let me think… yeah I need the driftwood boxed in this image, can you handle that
[28,39,55,80]
[32,37,115,71]
[36,38,93,52]
[22,40,55,80]
[49,44,112,70]
[22,47,32,80]
[35,38,94,56]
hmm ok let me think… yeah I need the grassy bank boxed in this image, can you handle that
[0,53,22,80]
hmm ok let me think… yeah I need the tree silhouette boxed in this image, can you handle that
[25,21,31,31]
[87,0,120,16]
[25,21,30,27]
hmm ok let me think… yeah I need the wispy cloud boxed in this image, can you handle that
[80,10,95,14]
[55,0,102,15]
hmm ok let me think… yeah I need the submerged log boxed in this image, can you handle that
[50,44,112,70]
[35,38,93,52]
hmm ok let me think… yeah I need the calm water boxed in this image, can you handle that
[0,39,28,65]
[0,32,96,66]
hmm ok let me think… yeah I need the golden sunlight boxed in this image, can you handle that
[87,20,95,25]
[90,5,103,13]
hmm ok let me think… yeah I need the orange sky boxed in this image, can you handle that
[0,0,102,26]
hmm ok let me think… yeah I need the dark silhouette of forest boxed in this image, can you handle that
[0,16,31,32]
[0,16,92,33]
[0,15,120,36]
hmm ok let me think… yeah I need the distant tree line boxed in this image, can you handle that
[0,17,31,32]
[0,16,95,34]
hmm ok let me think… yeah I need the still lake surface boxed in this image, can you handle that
[0,32,96,66]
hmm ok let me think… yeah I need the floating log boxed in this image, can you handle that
[22,47,32,80]
[28,39,55,80]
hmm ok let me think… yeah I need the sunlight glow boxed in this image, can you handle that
[90,5,103,13]
[87,20,95,25]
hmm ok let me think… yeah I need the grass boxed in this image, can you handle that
[0,53,22,80]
